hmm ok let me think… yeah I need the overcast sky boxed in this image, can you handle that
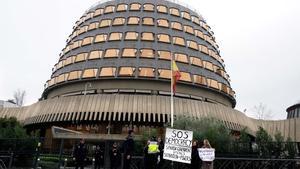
[0,0,299,120]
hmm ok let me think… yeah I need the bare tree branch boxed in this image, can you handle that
[252,103,273,120]
[13,89,26,106]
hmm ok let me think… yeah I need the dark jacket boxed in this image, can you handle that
[110,146,121,167]
[191,145,200,169]
[123,136,134,156]
[74,143,87,161]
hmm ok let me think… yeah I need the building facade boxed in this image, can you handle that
[0,0,299,144]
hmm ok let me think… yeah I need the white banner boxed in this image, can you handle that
[198,148,215,161]
[163,128,193,164]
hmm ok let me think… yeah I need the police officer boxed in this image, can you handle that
[146,136,160,169]
[74,139,87,169]
[94,145,104,169]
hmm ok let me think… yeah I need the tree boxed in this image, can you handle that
[236,127,252,154]
[174,116,232,153]
[13,89,26,106]
[285,137,296,158]
[273,131,284,158]
[255,126,273,157]
[252,103,273,120]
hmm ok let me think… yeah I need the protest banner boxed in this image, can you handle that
[198,148,215,161]
[163,128,193,164]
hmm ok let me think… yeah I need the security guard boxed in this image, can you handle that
[145,137,160,169]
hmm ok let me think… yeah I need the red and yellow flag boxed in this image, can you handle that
[172,61,181,93]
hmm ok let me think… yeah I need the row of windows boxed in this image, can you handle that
[55,48,229,81]
[47,67,234,96]
[74,3,211,34]
[63,32,223,65]
[68,17,217,50]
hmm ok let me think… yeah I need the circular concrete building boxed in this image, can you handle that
[1,0,300,145]
[287,103,300,119]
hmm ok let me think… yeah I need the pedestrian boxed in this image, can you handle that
[190,140,200,169]
[74,138,87,169]
[94,145,104,169]
[201,139,213,169]
[143,140,151,169]
[110,142,121,169]
[146,136,160,169]
[157,137,164,169]
[122,129,135,169]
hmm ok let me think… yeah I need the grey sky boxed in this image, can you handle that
[0,0,299,120]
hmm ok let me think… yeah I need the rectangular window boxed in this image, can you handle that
[116,4,127,12]
[94,8,104,17]
[157,5,167,13]
[157,34,170,43]
[170,8,180,16]
[187,40,198,50]
[130,3,141,11]
[88,22,99,30]
[203,61,214,71]
[175,53,188,63]
[78,26,88,35]
[190,57,203,67]
[180,72,191,82]
[82,69,98,78]
[139,68,155,77]
[181,11,191,20]
[65,56,75,66]
[195,30,204,39]
[199,44,209,54]
[184,25,194,35]
[143,17,154,26]
[113,17,125,26]
[144,4,154,11]
[100,67,116,77]
[157,19,169,27]
[158,69,171,79]
[173,37,185,46]
[207,78,219,89]
[191,16,200,25]
[89,50,103,60]
[109,32,123,41]
[99,19,111,28]
[128,17,140,25]
[56,73,68,83]
[122,48,137,57]
[68,70,82,80]
[82,37,94,46]
[119,67,135,76]
[141,32,154,41]
[86,12,94,20]
[140,49,154,58]
[158,51,171,60]
[95,34,107,43]
[125,32,138,40]
[104,5,115,14]
[48,78,56,86]
[75,53,88,62]
[193,75,206,85]
[171,22,182,30]
[104,49,119,58]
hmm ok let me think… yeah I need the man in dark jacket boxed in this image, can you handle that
[123,130,134,169]
[157,137,164,169]
[94,145,104,169]
[110,142,121,169]
[74,139,87,169]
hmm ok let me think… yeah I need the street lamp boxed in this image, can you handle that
[83,82,92,95]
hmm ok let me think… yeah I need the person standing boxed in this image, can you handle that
[201,139,213,169]
[157,137,164,169]
[74,139,87,169]
[143,140,151,169]
[94,145,104,169]
[110,142,121,169]
[123,129,135,169]
[146,136,160,169]
[190,140,200,169]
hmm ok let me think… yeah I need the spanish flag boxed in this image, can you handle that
[172,61,181,93]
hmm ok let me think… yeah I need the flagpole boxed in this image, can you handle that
[171,53,174,128]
